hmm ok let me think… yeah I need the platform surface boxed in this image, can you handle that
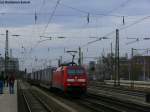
[0,81,17,112]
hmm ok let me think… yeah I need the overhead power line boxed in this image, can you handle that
[84,16,150,47]
[0,12,136,18]
[48,0,131,18]
[119,16,150,31]
[0,0,134,18]
[41,0,61,36]
[106,0,131,15]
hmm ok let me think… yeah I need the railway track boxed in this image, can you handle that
[39,85,150,112]
[76,97,122,112]
[38,86,116,112]
[83,93,150,112]
[89,85,145,97]
[22,90,52,112]
[37,84,150,112]
[20,80,150,112]
[89,81,146,97]
[18,81,52,112]
[18,80,79,112]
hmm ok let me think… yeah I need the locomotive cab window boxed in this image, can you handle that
[68,69,84,75]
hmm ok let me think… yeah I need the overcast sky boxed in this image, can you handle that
[0,0,150,71]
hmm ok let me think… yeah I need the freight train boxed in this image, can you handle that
[27,62,88,94]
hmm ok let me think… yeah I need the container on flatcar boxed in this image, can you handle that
[40,67,54,88]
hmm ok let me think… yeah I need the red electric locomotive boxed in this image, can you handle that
[52,62,88,94]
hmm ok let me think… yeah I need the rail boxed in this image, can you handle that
[18,80,52,112]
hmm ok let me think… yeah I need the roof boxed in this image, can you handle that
[60,62,78,66]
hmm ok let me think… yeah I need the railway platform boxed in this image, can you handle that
[0,81,17,112]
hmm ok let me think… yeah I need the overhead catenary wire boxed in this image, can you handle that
[27,1,46,61]
[45,0,130,48]
[41,0,61,36]
[7,0,148,68]
[0,0,139,20]
[0,12,139,19]
[84,15,150,47]
[27,0,61,60]
[48,0,131,18]
[31,0,48,61]
[105,0,131,15]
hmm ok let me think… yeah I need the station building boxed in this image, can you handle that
[88,55,150,81]
[131,56,150,80]
[0,57,19,74]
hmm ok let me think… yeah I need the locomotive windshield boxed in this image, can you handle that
[68,69,84,75]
